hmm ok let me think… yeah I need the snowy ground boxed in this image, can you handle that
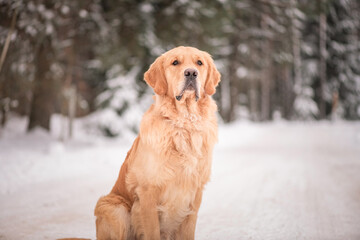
[1,116,360,240]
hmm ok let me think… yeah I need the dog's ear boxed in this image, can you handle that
[144,56,167,96]
[204,53,221,96]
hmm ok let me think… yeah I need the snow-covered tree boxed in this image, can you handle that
[326,0,360,119]
[1,0,359,136]
[88,66,152,137]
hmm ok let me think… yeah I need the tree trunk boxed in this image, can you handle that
[0,9,18,128]
[260,14,272,121]
[249,79,259,121]
[225,36,241,122]
[260,70,271,121]
[68,85,76,138]
[290,0,302,94]
[0,9,17,73]
[0,99,9,127]
[318,0,327,119]
[280,66,294,119]
[27,36,55,131]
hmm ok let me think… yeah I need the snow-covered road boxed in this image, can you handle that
[1,120,360,240]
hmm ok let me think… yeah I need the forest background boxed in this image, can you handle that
[1,0,359,138]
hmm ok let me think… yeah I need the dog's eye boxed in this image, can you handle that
[197,60,203,66]
[172,60,179,66]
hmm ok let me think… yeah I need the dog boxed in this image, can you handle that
[94,46,221,240]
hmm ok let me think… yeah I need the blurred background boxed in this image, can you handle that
[1,1,360,240]
[1,0,359,138]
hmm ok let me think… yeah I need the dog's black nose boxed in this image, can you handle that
[184,68,198,77]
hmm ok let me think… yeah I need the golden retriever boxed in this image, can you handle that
[94,46,221,240]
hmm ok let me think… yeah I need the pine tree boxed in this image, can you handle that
[326,0,360,119]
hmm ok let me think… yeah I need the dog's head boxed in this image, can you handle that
[144,46,221,102]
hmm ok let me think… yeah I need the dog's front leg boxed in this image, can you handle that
[138,186,161,240]
[175,189,203,240]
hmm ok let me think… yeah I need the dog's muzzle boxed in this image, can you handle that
[176,68,199,101]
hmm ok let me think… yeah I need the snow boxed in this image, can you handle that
[1,116,360,240]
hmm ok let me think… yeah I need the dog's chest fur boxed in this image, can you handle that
[155,114,205,233]
[129,97,217,235]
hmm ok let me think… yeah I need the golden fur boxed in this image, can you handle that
[94,46,221,240]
